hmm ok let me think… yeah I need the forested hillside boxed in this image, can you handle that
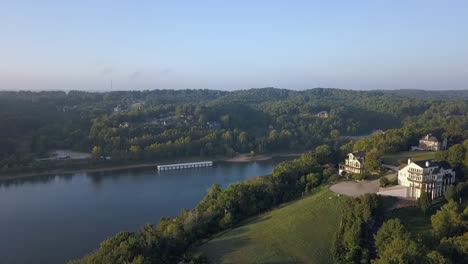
[1,88,467,173]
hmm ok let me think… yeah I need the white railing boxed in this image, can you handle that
[157,161,213,171]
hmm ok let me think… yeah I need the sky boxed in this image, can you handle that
[1,0,467,91]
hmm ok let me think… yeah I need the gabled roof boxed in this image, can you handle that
[412,160,452,169]
[351,151,366,159]
[421,133,440,142]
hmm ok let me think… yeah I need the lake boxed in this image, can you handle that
[0,158,290,264]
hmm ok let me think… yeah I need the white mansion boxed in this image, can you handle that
[397,158,455,199]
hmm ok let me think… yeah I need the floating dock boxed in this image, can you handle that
[157,161,213,171]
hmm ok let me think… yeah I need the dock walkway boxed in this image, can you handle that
[157,161,213,171]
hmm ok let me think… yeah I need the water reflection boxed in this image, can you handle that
[0,158,291,264]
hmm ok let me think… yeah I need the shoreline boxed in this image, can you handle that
[224,152,302,163]
[0,152,302,182]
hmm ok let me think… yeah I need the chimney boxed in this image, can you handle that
[425,161,430,167]
[408,158,412,164]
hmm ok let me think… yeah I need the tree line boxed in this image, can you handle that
[1,88,466,174]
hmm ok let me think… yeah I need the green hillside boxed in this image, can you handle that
[197,188,347,263]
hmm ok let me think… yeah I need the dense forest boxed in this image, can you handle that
[1,88,467,174]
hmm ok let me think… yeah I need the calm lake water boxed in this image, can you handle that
[0,158,289,264]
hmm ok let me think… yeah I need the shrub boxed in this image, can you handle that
[351,173,364,181]
[379,177,389,187]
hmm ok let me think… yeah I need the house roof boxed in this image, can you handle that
[351,151,366,159]
[421,133,440,142]
[413,160,451,169]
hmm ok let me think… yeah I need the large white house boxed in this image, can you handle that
[397,158,455,199]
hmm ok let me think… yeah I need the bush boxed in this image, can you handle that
[379,177,389,187]
[351,173,365,181]
[388,176,398,185]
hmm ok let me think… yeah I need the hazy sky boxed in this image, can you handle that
[1,1,467,91]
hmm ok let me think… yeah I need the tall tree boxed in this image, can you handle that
[418,191,432,216]
[364,149,381,173]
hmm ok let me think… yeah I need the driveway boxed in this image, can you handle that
[329,172,396,198]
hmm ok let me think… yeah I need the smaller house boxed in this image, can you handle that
[418,133,447,151]
[131,102,145,110]
[315,111,329,118]
[339,151,366,176]
[119,122,129,128]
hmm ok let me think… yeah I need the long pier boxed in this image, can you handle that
[157,161,213,171]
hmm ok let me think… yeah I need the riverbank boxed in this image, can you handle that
[0,152,302,182]
[223,152,301,163]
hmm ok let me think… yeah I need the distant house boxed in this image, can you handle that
[418,133,447,151]
[206,121,221,129]
[397,158,455,199]
[119,122,129,128]
[315,111,329,118]
[339,151,366,176]
[131,102,145,110]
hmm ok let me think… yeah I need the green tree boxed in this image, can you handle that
[374,219,411,255]
[444,185,459,202]
[91,146,102,160]
[238,131,248,146]
[315,144,332,164]
[447,144,465,168]
[373,237,423,264]
[464,139,468,167]
[418,191,432,216]
[439,232,468,263]
[364,149,381,173]
[424,251,449,264]
[129,145,141,154]
[351,173,364,181]
[431,200,464,238]
[175,105,184,117]
[220,115,230,128]
[330,129,340,138]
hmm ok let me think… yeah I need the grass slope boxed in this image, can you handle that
[197,188,347,264]
[382,151,436,166]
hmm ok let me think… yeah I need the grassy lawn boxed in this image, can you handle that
[381,151,436,166]
[196,188,348,264]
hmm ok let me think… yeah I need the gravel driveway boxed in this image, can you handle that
[329,173,396,198]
